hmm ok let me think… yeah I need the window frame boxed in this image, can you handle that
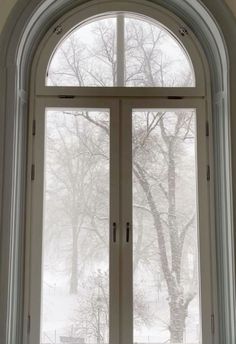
[25,3,217,344]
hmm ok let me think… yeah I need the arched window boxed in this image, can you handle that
[46,14,195,87]
[28,6,213,344]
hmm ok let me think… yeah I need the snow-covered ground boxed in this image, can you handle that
[41,270,200,344]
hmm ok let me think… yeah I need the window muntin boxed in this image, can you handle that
[46,13,195,87]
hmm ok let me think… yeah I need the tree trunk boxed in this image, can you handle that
[134,115,196,343]
[169,297,187,343]
[70,229,78,294]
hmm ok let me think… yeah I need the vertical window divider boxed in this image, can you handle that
[110,99,121,344]
[117,14,125,87]
[120,100,133,344]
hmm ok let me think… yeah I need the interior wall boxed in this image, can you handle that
[0,0,17,32]
[225,0,236,17]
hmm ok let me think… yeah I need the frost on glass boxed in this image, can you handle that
[46,14,195,87]
[47,18,117,86]
[133,110,200,343]
[41,109,109,344]
[125,17,194,87]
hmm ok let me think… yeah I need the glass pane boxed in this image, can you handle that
[41,109,110,344]
[133,109,200,343]
[46,13,196,88]
[125,16,195,87]
[47,17,116,86]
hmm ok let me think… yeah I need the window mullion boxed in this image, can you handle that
[110,100,121,344]
[120,100,133,344]
[117,14,125,87]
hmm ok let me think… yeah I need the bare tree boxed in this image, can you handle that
[133,110,197,342]
[45,110,109,294]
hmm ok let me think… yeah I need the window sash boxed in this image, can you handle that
[28,97,212,344]
[121,98,212,344]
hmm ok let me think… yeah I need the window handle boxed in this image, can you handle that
[112,222,117,243]
[126,222,131,243]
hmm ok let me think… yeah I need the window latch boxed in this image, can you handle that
[112,222,117,243]
[126,222,131,243]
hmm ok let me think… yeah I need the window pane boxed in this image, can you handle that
[46,13,195,88]
[132,109,200,343]
[41,109,110,344]
[125,16,195,87]
[47,18,116,86]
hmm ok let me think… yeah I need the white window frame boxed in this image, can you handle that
[34,3,206,97]
[25,3,217,344]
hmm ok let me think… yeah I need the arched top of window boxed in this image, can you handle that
[46,13,195,87]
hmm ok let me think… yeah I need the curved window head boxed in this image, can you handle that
[46,13,195,87]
